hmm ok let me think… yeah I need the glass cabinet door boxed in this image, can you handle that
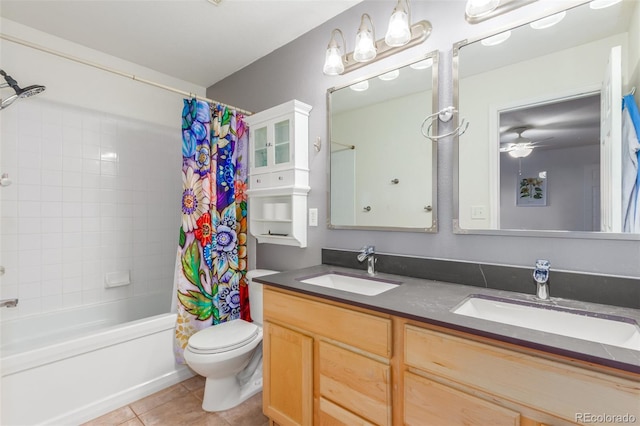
[273,119,291,165]
[253,126,268,168]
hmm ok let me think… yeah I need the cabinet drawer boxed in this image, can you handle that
[270,169,294,187]
[319,397,376,426]
[404,371,520,426]
[319,341,391,426]
[250,173,270,189]
[404,325,640,423]
[264,288,391,358]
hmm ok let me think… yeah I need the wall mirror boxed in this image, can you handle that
[327,52,439,232]
[454,0,640,239]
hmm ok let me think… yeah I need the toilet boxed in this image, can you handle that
[183,269,278,412]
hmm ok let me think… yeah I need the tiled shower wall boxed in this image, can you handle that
[0,99,181,320]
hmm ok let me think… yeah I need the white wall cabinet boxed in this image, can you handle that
[245,100,312,247]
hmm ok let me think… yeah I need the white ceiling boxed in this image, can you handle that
[0,0,362,88]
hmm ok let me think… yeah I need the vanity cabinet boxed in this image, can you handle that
[403,323,640,426]
[262,285,640,426]
[262,287,393,426]
[245,100,312,247]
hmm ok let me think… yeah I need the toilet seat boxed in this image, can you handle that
[187,319,260,354]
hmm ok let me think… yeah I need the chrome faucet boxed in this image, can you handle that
[357,245,376,276]
[0,298,18,308]
[533,259,551,300]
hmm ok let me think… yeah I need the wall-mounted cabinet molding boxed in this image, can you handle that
[245,100,312,247]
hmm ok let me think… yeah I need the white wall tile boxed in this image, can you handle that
[42,280,63,297]
[18,184,41,201]
[2,100,181,320]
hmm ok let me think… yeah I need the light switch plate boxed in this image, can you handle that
[309,208,318,226]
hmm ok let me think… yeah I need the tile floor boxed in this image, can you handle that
[81,375,269,426]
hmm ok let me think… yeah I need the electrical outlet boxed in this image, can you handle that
[308,208,318,227]
[471,205,487,219]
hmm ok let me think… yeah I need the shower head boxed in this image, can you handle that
[0,69,46,110]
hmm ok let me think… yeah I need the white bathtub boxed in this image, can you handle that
[0,296,193,425]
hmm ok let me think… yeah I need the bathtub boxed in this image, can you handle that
[0,295,193,425]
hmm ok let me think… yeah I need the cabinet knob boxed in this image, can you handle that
[256,178,262,183]
[278,176,284,181]
[424,205,433,212]
[391,178,399,184]
[363,206,371,212]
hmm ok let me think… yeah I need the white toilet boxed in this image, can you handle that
[183,269,277,412]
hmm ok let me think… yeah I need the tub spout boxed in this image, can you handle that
[1,298,18,308]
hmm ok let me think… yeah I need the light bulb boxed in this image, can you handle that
[590,0,622,9]
[349,80,369,92]
[353,14,377,63]
[385,9,411,47]
[322,29,345,76]
[530,11,566,30]
[410,58,433,70]
[323,46,344,75]
[508,146,533,158]
[481,31,511,46]
[465,0,500,18]
[378,69,400,81]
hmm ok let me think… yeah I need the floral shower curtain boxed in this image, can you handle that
[173,99,249,363]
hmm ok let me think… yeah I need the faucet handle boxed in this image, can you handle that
[533,259,550,283]
[360,245,375,254]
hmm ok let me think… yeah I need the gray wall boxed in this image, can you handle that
[209,0,640,278]
[500,145,600,232]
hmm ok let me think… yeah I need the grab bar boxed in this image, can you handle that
[1,298,18,308]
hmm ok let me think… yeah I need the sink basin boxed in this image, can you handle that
[453,295,640,351]
[298,272,400,296]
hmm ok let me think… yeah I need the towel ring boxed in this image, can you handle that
[421,106,470,141]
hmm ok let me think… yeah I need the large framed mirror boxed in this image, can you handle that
[327,52,439,232]
[454,0,640,239]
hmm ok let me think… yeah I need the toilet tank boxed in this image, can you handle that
[246,269,278,326]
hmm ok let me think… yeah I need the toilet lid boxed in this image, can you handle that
[187,319,259,354]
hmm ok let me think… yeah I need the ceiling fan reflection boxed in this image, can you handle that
[500,127,553,158]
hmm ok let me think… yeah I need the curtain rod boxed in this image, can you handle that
[0,33,253,116]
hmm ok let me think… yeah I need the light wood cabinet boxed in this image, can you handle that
[404,323,640,425]
[245,100,312,247]
[262,287,640,425]
[263,288,393,425]
[263,321,313,426]
[404,371,520,426]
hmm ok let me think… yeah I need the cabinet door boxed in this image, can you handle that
[273,117,292,167]
[404,372,521,426]
[263,321,313,426]
[252,124,269,171]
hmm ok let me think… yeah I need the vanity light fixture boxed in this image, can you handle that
[385,0,412,47]
[378,69,400,81]
[589,0,622,9]
[322,0,431,76]
[480,30,511,46]
[353,14,377,62]
[529,11,566,29]
[465,0,538,24]
[323,29,347,76]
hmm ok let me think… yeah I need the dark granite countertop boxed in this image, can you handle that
[255,264,640,375]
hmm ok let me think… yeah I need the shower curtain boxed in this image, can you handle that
[173,99,249,363]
